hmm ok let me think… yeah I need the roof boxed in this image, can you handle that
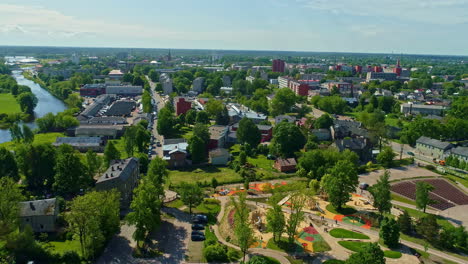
[163,142,188,152]
[54,137,102,147]
[97,158,139,183]
[416,136,452,150]
[19,198,57,217]
[275,158,297,167]
[424,115,443,121]
[209,148,230,158]
[451,147,468,158]
[106,100,135,116]
[109,69,123,75]
[275,115,296,122]
[257,125,272,131]
[402,103,445,110]
[75,125,123,136]
[335,137,369,151]
[209,125,228,139]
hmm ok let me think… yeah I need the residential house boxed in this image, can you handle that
[226,103,267,124]
[163,139,189,168]
[311,129,331,141]
[274,158,297,172]
[95,158,139,209]
[334,137,373,162]
[330,120,369,140]
[416,136,453,159]
[209,148,230,165]
[175,97,192,116]
[208,125,229,150]
[400,103,446,116]
[231,123,272,142]
[19,198,59,233]
[192,77,205,93]
[450,147,468,163]
[75,125,125,139]
[53,137,105,152]
[275,115,296,124]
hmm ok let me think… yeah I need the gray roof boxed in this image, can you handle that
[75,125,123,136]
[54,137,102,147]
[416,136,453,150]
[209,148,230,158]
[97,158,138,183]
[105,100,135,116]
[335,137,369,151]
[19,198,57,217]
[451,147,468,158]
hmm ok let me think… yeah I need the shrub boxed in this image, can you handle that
[227,248,241,261]
[61,251,81,264]
[203,244,228,262]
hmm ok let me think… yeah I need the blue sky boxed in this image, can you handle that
[0,0,467,55]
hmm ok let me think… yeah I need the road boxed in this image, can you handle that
[145,76,165,159]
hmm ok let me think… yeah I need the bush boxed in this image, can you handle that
[247,255,281,264]
[203,244,228,262]
[61,251,81,264]
[227,248,241,261]
[425,164,436,171]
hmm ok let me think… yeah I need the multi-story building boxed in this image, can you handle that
[19,198,59,233]
[289,80,309,96]
[108,69,124,80]
[106,85,142,96]
[416,136,453,159]
[400,103,446,116]
[208,125,229,149]
[327,81,353,95]
[175,97,192,116]
[160,73,173,94]
[192,77,205,93]
[272,59,285,73]
[222,75,231,87]
[95,158,139,209]
[366,72,398,82]
[450,147,468,163]
[278,76,290,88]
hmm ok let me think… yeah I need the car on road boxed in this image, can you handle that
[407,151,415,156]
[191,234,205,241]
[191,230,204,236]
[192,224,205,230]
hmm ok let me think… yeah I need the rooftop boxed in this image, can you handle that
[97,158,138,183]
[54,137,102,147]
[109,69,123,75]
[209,148,230,158]
[276,158,297,167]
[19,198,57,217]
[451,147,468,158]
[416,136,452,150]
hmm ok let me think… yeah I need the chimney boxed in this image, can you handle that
[110,173,113,177]
[105,173,109,178]
[29,202,35,211]
[112,166,115,171]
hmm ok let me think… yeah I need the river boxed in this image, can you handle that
[0,70,67,143]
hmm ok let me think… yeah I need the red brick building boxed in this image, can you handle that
[272,59,285,73]
[175,97,192,116]
[393,59,402,76]
[274,158,297,172]
[289,80,309,96]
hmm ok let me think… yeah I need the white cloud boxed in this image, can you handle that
[298,0,468,24]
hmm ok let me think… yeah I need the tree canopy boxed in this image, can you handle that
[322,160,358,209]
[237,117,261,147]
[270,121,306,158]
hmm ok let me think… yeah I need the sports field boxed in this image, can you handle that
[0,93,21,114]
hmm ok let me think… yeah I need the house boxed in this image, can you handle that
[311,129,331,141]
[175,97,192,116]
[400,103,446,116]
[95,158,139,209]
[275,115,296,124]
[108,69,124,80]
[19,198,59,233]
[209,148,230,165]
[105,85,143,96]
[330,120,369,140]
[192,77,205,93]
[208,125,229,150]
[274,158,297,172]
[450,147,468,163]
[231,123,272,142]
[75,125,125,139]
[416,136,453,159]
[226,103,267,124]
[334,137,372,162]
[80,94,115,117]
[81,116,127,125]
[163,139,189,168]
[53,137,105,152]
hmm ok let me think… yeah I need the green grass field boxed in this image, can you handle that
[169,166,243,186]
[338,241,370,252]
[0,132,64,150]
[0,93,21,114]
[329,228,370,239]
[391,193,417,206]
[384,250,402,258]
[48,239,81,256]
[326,204,357,215]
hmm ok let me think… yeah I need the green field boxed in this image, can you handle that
[0,132,64,150]
[169,166,243,186]
[329,228,370,239]
[338,241,371,252]
[384,250,402,258]
[0,93,21,114]
[391,193,417,206]
[48,239,81,256]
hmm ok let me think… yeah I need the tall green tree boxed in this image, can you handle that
[231,193,254,263]
[123,126,137,156]
[189,136,206,164]
[379,217,400,248]
[285,192,306,247]
[0,177,24,238]
[86,149,102,178]
[196,111,210,124]
[270,88,296,116]
[186,109,196,125]
[53,144,88,196]
[369,170,392,218]
[322,160,358,209]
[147,157,168,186]
[16,92,38,115]
[416,214,439,244]
[397,210,412,235]
[237,117,261,147]
[345,243,385,264]
[193,124,210,144]
[179,183,204,214]
[216,106,230,125]
[0,147,19,181]
[21,125,34,144]
[415,182,435,213]
[270,121,306,157]
[314,114,333,129]
[104,141,120,166]
[376,147,396,168]
[266,204,285,242]
[157,106,176,137]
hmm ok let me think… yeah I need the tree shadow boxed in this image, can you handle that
[148,220,188,264]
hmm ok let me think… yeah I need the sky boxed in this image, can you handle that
[0,0,467,55]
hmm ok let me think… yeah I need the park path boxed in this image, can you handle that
[213,196,292,264]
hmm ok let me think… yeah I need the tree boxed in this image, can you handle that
[270,121,306,158]
[0,177,24,238]
[16,92,37,115]
[216,106,230,125]
[21,125,34,144]
[186,109,196,125]
[376,147,396,168]
[369,171,392,218]
[211,177,218,191]
[379,217,400,248]
[66,190,120,259]
[285,192,306,247]
[196,111,210,124]
[322,160,358,209]
[345,243,385,264]
[189,136,206,164]
[157,106,176,137]
[237,117,261,147]
[123,125,137,156]
[314,114,333,129]
[239,151,247,165]
[104,141,120,166]
[205,100,224,118]
[0,147,19,181]
[179,183,204,214]
[203,244,228,262]
[266,204,285,242]
[147,157,168,186]
[270,88,296,116]
[86,149,102,178]
[397,210,412,235]
[416,214,439,244]
[192,123,210,145]
[53,144,88,196]
[231,193,254,262]
[416,182,435,213]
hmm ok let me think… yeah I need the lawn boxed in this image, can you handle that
[0,132,64,150]
[169,166,243,186]
[164,199,184,208]
[384,250,402,258]
[329,228,370,239]
[391,193,417,206]
[326,204,357,215]
[108,138,128,158]
[0,93,21,114]
[323,260,345,264]
[395,205,453,230]
[338,241,370,252]
[48,239,82,256]
[445,175,468,188]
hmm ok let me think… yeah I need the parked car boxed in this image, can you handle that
[192,224,205,230]
[192,215,208,224]
[156,141,162,147]
[191,234,205,241]
[191,230,204,236]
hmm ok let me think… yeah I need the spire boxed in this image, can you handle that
[168,49,172,61]
[397,58,400,68]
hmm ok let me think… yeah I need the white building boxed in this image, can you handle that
[192,77,205,93]
[160,73,173,94]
